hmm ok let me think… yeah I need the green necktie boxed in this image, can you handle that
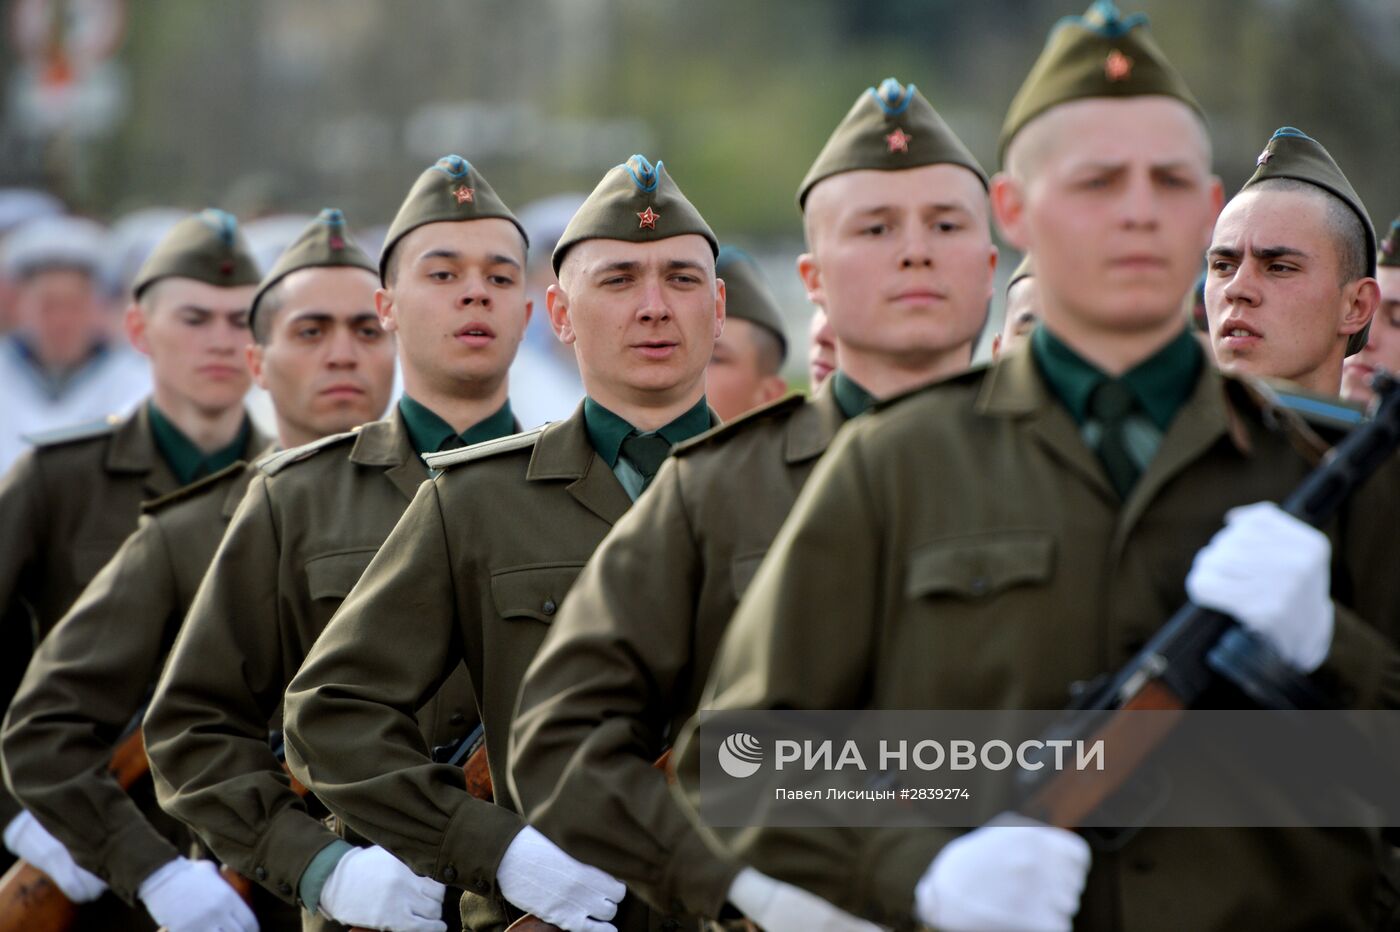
[619,433,672,491]
[1088,379,1141,499]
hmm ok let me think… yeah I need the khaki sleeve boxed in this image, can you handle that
[2,515,182,902]
[0,450,45,825]
[509,459,740,919]
[283,479,522,903]
[672,425,951,927]
[144,475,339,905]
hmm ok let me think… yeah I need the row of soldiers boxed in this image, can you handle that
[3,2,1400,930]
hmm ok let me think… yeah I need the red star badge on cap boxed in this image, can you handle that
[1104,50,1133,82]
[1256,148,1273,166]
[453,185,475,205]
[885,127,912,153]
[637,207,660,230]
[329,236,345,251]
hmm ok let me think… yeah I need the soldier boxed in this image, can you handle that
[507,78,994,930]
[143,157,529,932]
[281,154,727,932]
[672,4,1400,931]
[0,209,393,932]
[807,307,836,388]
[1205,128,1380,395]
[705,246,788,420]
[992,254,1038,358]
[1342,218,1400,406]
[0,209,267,864]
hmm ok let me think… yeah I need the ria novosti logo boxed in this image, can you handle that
[718,732,764,778]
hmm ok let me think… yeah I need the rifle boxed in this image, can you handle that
[1018,372,1400,832]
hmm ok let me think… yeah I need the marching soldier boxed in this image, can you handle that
[281,154,725,932]
[507,78,994,930]
[1342,217,1400,406]
[0,208,267,870]
[1205,127,1380,394]
[704,246,788,420]
[673,4,1400,930]
[1,209,394,932]
[144,157,530,932]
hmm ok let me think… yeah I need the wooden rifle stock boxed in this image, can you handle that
[1019,372,1400,831]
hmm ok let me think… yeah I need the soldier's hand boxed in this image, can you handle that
[1186,501,1334,673]
[914,814,1089,932]
[2,810,108,902]
[496,825,626,932]
[137,857,256,932]
[727,867,888,932]
[318,845,446,932]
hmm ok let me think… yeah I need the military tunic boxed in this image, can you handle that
[1,458,298,930]
[143,406,490,920]
[674,343,1400,931]
[508,383,849,920]
[282,400,713,931]
[0,403,265,828]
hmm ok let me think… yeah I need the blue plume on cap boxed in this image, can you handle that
[869,78,915,116]
[1060,1,1148,39]
[198,208,238,247]
[317,208,346,228]
[625,155,661,193]
[1270,126,1312,142]
[432,155,472,179]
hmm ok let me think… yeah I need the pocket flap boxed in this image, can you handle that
[905,531,1055,600]
[489,562,586,623]
[304,549,377,601]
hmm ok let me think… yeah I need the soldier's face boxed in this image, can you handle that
[1342,267,1400,405]
[14,267,104,370]
[550,235,723,413]
[994,97,1222,341]
[127,278,255,414]
[997,277,1040,357]
[250,266,396,448]
[377,219,530,399]
[1206,189,1374,394]
[705,318,786,421]
[801,164,995,369]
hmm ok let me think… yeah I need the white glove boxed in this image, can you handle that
[728,867,887,932]
[2,810,107,903]
[318,845,446,932]
[915,815,1090,932]
[137,857,256,932]
[1185,501,1334,673]
[496,825,626,932]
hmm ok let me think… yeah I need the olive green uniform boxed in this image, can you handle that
[1,458,298,930]
[282,400,714,930]
[673,341,1400,930]
[509,383,854,920]
[143,406,500,923]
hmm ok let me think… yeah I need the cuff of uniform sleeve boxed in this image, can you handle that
[248,805,345,904]
[853,829,958,927]
[1312,604,1390,708]
[662,822,742,918]
[298,839,355,914]
[92,816,182,904]
[436,796,525,898]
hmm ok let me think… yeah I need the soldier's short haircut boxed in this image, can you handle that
[251,280,286,345]
[1249,178,1369,286]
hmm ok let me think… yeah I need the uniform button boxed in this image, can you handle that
[254,866,268,881]
[449,711,466,726]
[472,870,487,891]
[542,599,557,616]
[969,576,989,596]
[278,881,292,895]
[442,865,458,883]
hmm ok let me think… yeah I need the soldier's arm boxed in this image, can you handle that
[144,475,341,906]
[672,425,956,927]
[1,514,183,902]
[283,478,522,904]
[509,458,740,919]
[0,451,46,825]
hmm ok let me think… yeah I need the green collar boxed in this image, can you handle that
[584,395,715,467]
[1031,325,1202,430]
[147,401,251,486]
[397,395,516,454]
[831,371,878,420]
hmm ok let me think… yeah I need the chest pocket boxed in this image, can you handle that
[490,562,586,623]
[905,531,1056,601]
[730,549,768,601]
[304,549,377,601]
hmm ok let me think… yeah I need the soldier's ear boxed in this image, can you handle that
[713,277,727,340]
[990,172,1029,252]
[1340,277,1381,338]
[797,253,824,311]
[245,343,269,390]
[374,287,398,333]
[545,284,575,345]
[124,302,151,356]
